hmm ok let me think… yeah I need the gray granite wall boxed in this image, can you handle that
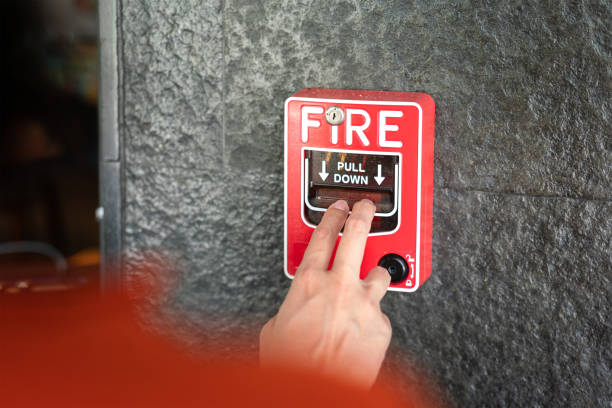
[116,1,611,406]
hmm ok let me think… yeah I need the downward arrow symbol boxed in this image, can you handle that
[374,163,385,185]
[319,161,329,181]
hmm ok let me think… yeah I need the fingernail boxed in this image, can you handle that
[331,200,349,211]
[360,199,375,208]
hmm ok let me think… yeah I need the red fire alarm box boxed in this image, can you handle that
[284,88,435,292]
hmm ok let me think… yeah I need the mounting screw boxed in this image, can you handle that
[325,106,345,126]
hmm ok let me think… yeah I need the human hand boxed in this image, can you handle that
[260,199,392,388]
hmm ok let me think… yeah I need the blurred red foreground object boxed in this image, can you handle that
[0,284,440,407]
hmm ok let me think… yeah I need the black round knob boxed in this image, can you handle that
[378,254,408,283]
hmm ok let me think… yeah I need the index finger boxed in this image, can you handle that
[332,199,376,277]
[298,200,349,273]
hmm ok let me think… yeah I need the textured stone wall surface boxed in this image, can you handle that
[118,1,611,406]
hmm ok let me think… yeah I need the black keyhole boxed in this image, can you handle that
[378,254,409,283]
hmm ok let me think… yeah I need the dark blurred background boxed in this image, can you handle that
[0,0,99,293]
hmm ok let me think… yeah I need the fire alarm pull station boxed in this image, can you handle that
[284,88,435,292]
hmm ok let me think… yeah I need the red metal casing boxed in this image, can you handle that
[284,88,435,292]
